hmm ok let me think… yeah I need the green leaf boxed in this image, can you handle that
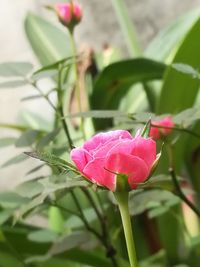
[16,181,44,198]
[66,110,127,119]
[26,249,113,267]
[38,178,88,195]
[0,210,13,225]
[24,151,76,172]
[148,206,170,219]
[0,251,24,267]
[0,137,17,148]
[1,154,28,168]
[0,80,27,88]
[111,0,141,56]
[20,110,52,131]
[172,63,200,79]
[25,13,71,66]
[0,123,29,132]
[15,129,42,147]
[48,232,89,256]
[129,189,179,216]
[145,8,200,61]
[32,57,75,80]
[65,207,97,228]
[28,229,59,243]
[140,250,167,267]
[157,18,200,114]
[25,164,45,176]
[140,174,177,191]
[191,235,200,248]
[173,107,200,127]
[0,62,33,77]
[91,58,166,111]
[37,128,60,150]
[14,178,88,219]
[26,232,91,264]
[0,192,29,209]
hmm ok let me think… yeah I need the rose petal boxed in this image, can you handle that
[56,3,72,23]
[94,139,122,158]
[105,153,149,189]
[70,148,92,172]
[160,116,174,135]
[83,158,115,190]
[107,139,134,156]
[131,137,157,169]
[83,130,132,152]
[149,124,160,139]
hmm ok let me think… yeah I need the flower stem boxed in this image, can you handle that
[114,192,138,267]
[69,29,86,140]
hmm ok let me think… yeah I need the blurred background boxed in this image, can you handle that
[1,0,200,190]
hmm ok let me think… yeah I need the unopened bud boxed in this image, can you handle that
[55,1,82,30]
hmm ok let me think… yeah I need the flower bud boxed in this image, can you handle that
[150,116,174,140]
[55,1,82,30]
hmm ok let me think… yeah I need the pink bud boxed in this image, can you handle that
[55,3,72,24]
[55,1,82,29]
[150,116,174,140]
[70,130,157,191]
[72,2,82,21]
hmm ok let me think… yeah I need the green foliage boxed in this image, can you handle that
[25,13,71,65]
[1,3,200,267]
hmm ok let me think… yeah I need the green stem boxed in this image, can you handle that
[114,192,138,267]
[69,29,86,139]
[57,64,73,149]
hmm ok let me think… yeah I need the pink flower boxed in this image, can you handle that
[55,3,72,24]
[55,1,82,28]
[73,2,82,21]
[70,130,157,191]
[150,116,174,140]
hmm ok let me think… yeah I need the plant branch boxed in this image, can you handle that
[169,167,200,218]
[81,188,118,265]
[31,81,57,111]
[70,190,102,239]
[57,64,74,149]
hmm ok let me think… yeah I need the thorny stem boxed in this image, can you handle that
[166,144,200,219]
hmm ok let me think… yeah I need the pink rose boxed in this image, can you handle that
[73,2,82,21]
[150,116,174,140]
[55,3,72,24]
[70,130,157,191]
[55,1,82,28]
